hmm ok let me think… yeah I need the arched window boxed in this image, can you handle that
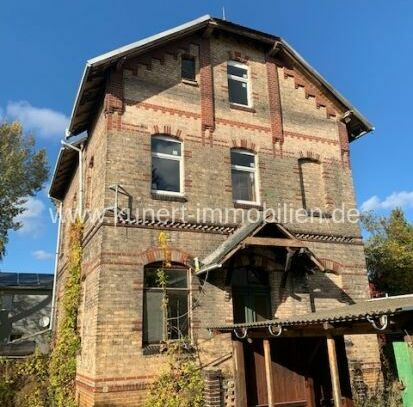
[143,263,189,346]
[231,149,259,204]
[151,135,183,195]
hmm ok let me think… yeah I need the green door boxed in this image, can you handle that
[393,340,413,407]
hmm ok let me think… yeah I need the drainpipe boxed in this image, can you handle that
[61,140,84,219]
[49,199,63,332]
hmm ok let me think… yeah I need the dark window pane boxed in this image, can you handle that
[181,57,196,81]
[228,78,248,105]
[227,64,248,78]
[152,157,180,192]
[144,267,187,288]
[231,151,255,168]
[231,169,256,201]
[167,291,189,339]
[143,291,163,344]
[151,138,181,156]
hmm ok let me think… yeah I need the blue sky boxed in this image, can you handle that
[1,0,412,274]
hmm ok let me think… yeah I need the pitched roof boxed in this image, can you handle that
[68,15,373,138]
[50,16,374,200]
[208,294,413,332]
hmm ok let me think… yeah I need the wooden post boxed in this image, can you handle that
[263,339,274,407]
[232,340,247,407]
[326,334,342,407]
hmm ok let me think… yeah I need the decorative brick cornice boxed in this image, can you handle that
[282,65,342,119]
[293,231,362,245]
[114,213,237,235]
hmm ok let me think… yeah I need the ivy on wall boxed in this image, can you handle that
[49,220,83,407]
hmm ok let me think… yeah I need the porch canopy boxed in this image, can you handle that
[196,214,331,276]
[207,294,413,338]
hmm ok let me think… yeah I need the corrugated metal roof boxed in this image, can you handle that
[208,295,413,332]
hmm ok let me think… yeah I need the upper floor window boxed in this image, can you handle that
[181,55,196,81]
[143,263,189,345]
[151,135,183,195]
[227,61,250,106]
[231,150,258,203]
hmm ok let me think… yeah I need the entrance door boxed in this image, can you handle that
[231,267,271,324]
[243,337,353,407]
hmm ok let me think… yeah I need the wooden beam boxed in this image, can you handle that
[232,340,247,407]
[326,334,342,407]
[263,339,274,407]
[244,237,306,248]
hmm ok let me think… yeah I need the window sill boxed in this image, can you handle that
[234,201,263,210]
[229,103,256,113]
[181,78,199,87]
[151,192,187,203]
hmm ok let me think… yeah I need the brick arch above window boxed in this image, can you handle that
[139,247,192,267]
[231,139,257,153]
[152,125,183,141]
[299,150,321,163]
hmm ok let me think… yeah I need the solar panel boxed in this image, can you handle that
[0,272,53,287]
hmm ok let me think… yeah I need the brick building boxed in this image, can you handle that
[49,15,382,406]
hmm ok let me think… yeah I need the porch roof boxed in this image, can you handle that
[207,294,413,336]
[197,215,328,275]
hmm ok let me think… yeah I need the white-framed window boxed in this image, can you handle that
[231,149,259,204]
[151,135,183,195]
[227,60,250,107]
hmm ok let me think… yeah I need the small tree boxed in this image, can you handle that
[362,208,413,296]
[0,121,48,258]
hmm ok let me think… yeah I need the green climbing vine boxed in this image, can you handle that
[144,232,204,407]
[49,219,83,407]
[0,348,49,407]
[0,220,83,407]
[144,339,204,407]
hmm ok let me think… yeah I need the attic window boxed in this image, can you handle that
[181,55,196,81]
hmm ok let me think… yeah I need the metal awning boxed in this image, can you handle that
[207,295,413,338]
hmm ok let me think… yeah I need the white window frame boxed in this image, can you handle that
[227,60,251,108]
[151,135,184,196]
[231,149,260,205]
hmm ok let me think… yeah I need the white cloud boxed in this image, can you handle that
[5,101,69,138]
[361,191,413,212]
[14,196,46,235]
[32,250,54,261]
